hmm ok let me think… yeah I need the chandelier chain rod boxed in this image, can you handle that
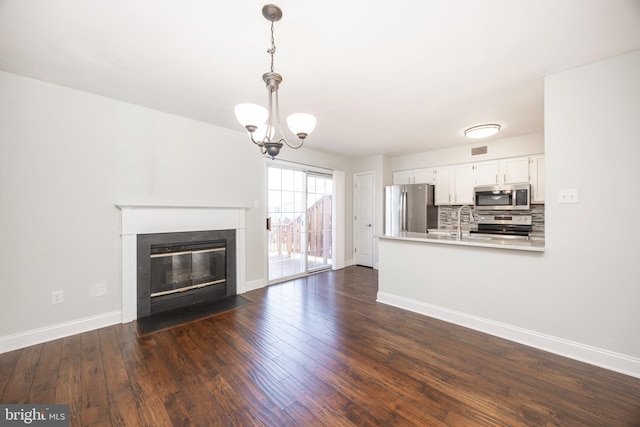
[268,21,276,73]
[268,88,276,142]
[266,18,300,150]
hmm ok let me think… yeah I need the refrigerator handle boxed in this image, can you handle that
[400,190,404,231]
[401,189,407,231]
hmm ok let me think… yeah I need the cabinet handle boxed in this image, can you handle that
[495,174,498,184]
[503,173,506,183]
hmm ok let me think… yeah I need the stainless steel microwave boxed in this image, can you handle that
[474,184,530,211]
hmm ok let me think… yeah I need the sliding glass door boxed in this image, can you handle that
[305,173,333,271]
[267,165,332,283]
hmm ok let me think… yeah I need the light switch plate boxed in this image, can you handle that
[558,189,579,203]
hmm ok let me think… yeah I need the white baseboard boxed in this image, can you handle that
[242,278,265,293]
[0,311,122,354]
[377,292,640,379]
[0,280,265,354]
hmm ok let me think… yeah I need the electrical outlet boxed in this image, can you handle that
[96,282,106,297]
[51,290,64,304]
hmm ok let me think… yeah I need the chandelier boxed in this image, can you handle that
[234,4,317,159]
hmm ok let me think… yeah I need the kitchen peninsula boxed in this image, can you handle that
[376,228,547,365]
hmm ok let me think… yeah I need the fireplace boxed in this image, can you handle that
[117,204,248,323]
[137,229,236,318]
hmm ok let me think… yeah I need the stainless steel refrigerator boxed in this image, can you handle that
[385,184,438,234]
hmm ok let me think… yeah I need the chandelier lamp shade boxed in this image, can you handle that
[234,4,317,159]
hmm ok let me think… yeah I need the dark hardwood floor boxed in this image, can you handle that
[2,266,640,426]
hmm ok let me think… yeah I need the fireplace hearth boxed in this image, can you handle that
[137,229,236,318]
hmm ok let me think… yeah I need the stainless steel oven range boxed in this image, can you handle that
[472,214,532,239]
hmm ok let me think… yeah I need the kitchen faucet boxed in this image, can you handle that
[457,205,474,240]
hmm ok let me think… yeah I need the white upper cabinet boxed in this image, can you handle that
[395,154,545,206]
[434,166,453,205]
[474,157,532,186]
[435,165,473,205]
[413,167,436,185]
[530,155,545,203]
[392,167,436,185]
[392,170,413,185]
[453,164,475,205]
[501,156,530,184]
[473,161,500,186]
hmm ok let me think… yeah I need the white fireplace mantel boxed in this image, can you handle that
[116,204,249,323]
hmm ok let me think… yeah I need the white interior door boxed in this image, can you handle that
[354,172,374,267]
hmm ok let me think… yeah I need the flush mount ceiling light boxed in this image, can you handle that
[235,4,317,159]
[464,124,501,139]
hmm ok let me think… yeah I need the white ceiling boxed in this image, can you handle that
[1,0,640,158]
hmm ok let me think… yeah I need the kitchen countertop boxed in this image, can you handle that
[378,231,545,252]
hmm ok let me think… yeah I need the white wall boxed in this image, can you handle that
[0,71,353,345]
[544,50,640,357]
[378,50,640,377]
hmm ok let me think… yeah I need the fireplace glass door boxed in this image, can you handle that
[150,241,226,297]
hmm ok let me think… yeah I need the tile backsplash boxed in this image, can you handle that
[437,204,545,235]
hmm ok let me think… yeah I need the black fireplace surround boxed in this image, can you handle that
[137,229,236,318]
